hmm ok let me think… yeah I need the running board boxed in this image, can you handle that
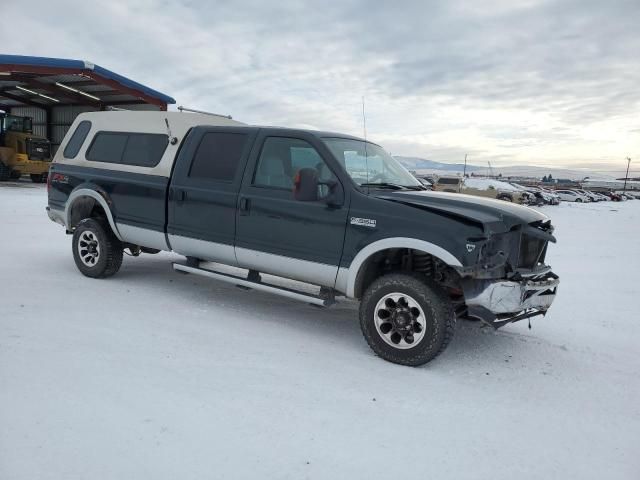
[172,263,335,307]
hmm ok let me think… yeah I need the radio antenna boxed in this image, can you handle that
[178,105,232,119]
[164,118,178,145]
[362,96,369,185]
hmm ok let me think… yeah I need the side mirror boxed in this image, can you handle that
[294,168,319,201]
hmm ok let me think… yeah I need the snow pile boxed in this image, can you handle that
[1,181,639,479]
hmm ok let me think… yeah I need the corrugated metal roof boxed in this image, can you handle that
[95,94,138,102]
[0,54,175,106]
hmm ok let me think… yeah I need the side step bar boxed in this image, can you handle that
[172,263,336,307]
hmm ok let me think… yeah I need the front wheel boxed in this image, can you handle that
[359,273,455,366]
[72,218,123,278]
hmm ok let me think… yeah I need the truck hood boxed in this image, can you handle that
[374,190,549,233]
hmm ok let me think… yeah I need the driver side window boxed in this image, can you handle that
[253,137,336,195]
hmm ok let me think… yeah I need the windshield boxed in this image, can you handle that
[2,115,32,133]
[323,138,421,188]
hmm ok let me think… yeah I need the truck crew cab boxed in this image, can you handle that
[47,111,559,366]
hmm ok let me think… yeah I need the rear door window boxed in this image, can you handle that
[188,132,249,182]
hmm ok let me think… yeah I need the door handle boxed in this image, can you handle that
[172,189,186,202]
[239,197,250,215]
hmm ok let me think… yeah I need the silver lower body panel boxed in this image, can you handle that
[46,206,66,227]
[118,223,169,251]
[235,247,338,288]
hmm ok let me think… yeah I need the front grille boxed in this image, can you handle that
[26,138,51,161]
[518,234,547,268]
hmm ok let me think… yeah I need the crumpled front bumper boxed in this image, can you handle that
[461,270,559,328]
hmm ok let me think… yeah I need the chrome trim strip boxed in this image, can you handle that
[173,263,329,306]
[235,247,338,288]
[344,237,463,298]
[116,223,169,251]
[64,188,122,241]
[168,235,238,266]
[515,265,552,278]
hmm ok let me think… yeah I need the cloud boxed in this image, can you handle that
[4,0,639,170]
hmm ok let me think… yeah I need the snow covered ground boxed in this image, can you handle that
[1,181,639,480]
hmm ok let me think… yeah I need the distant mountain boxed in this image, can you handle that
[490,165,619,181]
[394,156,483,172]
[395,156,616,181]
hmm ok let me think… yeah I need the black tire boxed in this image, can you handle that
[0,162,11,181]
[359,273,455,366]
[498,194,513,202]
[576,198,583,203]
[30,173,46,183]
[72,218,123,278]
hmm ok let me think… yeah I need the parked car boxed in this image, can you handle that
[46,111,559,367]
[508,183,543,205]
[526,186,560,205]
[463,178,532,204]
[575,189,600,202]
[432,176,530,204]
[555,189,589,202]
[592,192,610,201]
[431,175,463,193]
[415,176,433,189]
[606,192,623,201]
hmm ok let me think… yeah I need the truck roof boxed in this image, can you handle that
[72,110,371,144]
[252,125,368,143]
[74,110,245,130]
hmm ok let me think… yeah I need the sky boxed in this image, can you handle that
[4,0,639,173]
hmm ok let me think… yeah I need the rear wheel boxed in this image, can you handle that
[359,273,455,366]
[72,218,123,278]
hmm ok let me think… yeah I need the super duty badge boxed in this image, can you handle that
[350,217,377,228]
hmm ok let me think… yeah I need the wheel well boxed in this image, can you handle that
[69,196,108,229]
[353,248,460,299]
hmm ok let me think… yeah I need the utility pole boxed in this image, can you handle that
[623,157,631,193]
[463,154,468,177]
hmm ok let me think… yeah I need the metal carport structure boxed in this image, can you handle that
[0,54,176,154]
